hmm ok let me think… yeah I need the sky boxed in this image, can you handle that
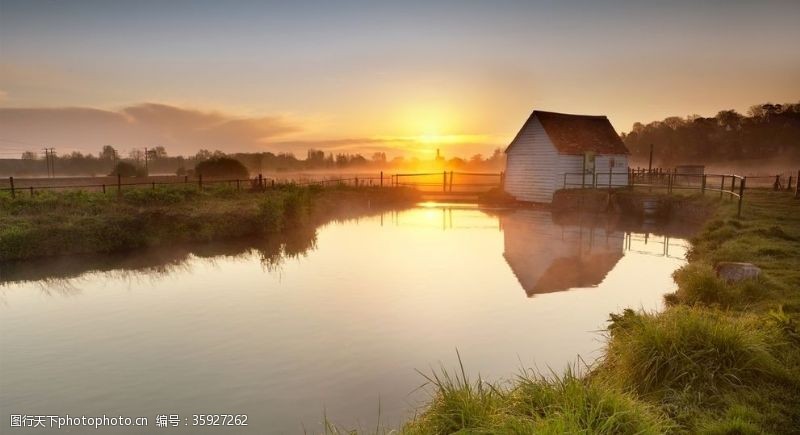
[1,0,799,159]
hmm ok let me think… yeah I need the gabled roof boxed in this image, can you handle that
[506,110,629,155]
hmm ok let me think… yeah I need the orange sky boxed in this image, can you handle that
[1,1,799,158]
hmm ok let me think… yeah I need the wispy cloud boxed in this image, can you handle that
[0,103,298,155]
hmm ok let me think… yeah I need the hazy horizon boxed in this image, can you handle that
[2,0,800,159]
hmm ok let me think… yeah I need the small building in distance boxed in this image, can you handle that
[504,110,630,203]
[674,164,705,186]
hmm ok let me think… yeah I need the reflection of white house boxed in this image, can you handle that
[504,110,630,203]
[501,209,625,297]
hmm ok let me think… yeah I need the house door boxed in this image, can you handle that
[583,151,596,186]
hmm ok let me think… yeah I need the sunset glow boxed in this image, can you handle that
[1,0,799,159]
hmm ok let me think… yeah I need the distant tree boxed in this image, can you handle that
[371,152,387,164]
[110,161,146,177]
[100,145,118,160]
[21,151,37,160]
[129,149,144,162]
[307,149,325,164]
[150,146,168,159]
[195,149,212,161]
[622,101,800,166]
[195,157,249,178]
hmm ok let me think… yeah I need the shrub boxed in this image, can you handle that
[195,157,249,178]
[109,161,146,177]
[601,307,793,397]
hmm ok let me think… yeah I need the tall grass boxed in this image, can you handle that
[401,353,670,434]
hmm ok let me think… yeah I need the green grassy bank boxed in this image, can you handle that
[0,185,420,261]
[396,190,800,434]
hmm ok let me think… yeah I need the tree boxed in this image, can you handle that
[109,161,146,177]
[371,152,387,164]
[195,157,249,178]
[195,149,212,161]
[129,149,144,162]
[21,151,37,160]
[149,146,167,159]
[100,145,118,160]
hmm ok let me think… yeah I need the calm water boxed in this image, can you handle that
[0,204,690,433]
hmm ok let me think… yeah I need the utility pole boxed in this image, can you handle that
[42,148,50,177]
[648,143,654,173]
[46,147,56,177]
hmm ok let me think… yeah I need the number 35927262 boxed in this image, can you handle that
[192,414,248,426]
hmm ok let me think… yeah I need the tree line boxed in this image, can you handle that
[1,145,506,177]
[622,102,800,167]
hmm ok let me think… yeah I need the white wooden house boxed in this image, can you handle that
[504,110,630,203]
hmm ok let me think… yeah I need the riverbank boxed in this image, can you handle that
[0,185,420,261]
[401,189,800,434]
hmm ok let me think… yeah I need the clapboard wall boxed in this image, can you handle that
[504,118,560,202]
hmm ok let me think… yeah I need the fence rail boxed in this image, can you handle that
[0,171,506,198]
[560,169,799,217]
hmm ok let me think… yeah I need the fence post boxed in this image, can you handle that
[787,175,793,191]
[701,174,706,195]
[355,176,359,187]
[720,175,725,198]
[442,171,447,192]
[666,172,671,194]
[184,175,188,186]
[449,171,454,192]
[774,174,781,191]
[199,173,203,190]
[9,176,14,198]
[738,177,746,218]
[796,170,800,199]
[258,173,263,190]
[102,184,106,194]
[271,179,275,189]
[152,181,155,190]
[236,179,240,191]
[380,171,384,187]
[29,186,34,197]
[117,174,122,196]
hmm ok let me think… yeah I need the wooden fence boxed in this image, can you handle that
[563,168,800,217]
[0,173,393,198]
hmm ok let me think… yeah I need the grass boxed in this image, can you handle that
[0,184,420,261]
[384,189,800,434]
[402,359,670,434]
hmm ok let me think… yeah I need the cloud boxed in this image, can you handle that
[0,103,299,155]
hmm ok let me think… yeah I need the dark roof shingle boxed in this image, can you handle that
[507,110,629,155]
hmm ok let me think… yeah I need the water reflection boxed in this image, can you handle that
[500,210,692,297]
[0,203,695,433]
[0,227,317,290]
